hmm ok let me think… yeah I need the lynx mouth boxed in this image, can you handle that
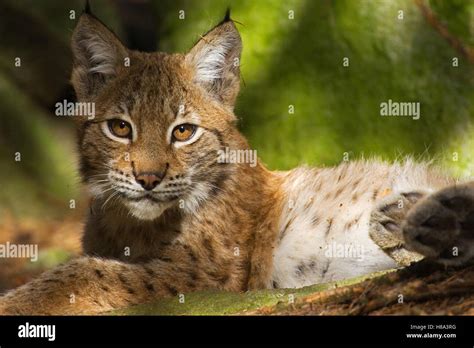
[123,197,173,221]
[123,193,171,204]
[113,184,188,204]
[88,178,197,219]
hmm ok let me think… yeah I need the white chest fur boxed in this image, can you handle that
[271,160,437,288]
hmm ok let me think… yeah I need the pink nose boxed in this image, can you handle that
[135,173,161,190]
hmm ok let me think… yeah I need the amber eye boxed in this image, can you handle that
[108,119,132,139]
[172,124,196,142]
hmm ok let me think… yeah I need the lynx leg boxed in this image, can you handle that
[369,191,427,266]
[402,182,474,266]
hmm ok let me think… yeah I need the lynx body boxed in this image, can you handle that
[0,11,472,315]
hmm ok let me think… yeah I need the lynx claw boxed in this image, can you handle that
[369,191,426,266]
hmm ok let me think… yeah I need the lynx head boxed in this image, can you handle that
[71,11,243,220]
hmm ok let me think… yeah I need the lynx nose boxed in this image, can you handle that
[135,173,163,191]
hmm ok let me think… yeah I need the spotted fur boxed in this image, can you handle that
[0,13,473,315]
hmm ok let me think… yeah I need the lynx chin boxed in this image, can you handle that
[1,9,473,315]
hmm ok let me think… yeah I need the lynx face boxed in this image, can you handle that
[71,14,242,220]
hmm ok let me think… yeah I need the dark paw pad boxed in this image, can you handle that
[403,182,474,265]
[440,196,474,214]
[420,214,457,230]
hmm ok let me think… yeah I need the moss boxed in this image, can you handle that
[111,271,389,315]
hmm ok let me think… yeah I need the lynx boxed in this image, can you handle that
[1,10,473,315]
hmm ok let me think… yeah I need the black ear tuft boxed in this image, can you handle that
[84,0,92,14]
[223,8,231,22]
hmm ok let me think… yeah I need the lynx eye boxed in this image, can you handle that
[108,119,132,139]
[172,124,196,142]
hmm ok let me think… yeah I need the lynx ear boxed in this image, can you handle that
[185,16,242,109]
[71,13,128,100]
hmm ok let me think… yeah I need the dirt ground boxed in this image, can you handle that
[250,261,474,315]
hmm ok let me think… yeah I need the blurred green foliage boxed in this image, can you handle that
[27,247,73,270]
[0,77,78,217]
[0,0,473,218]
[157,0,474,173]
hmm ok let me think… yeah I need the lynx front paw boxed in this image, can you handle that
[402,182,474,265]
[370,191,426,266]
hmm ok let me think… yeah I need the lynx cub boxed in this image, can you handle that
[1,11,473,315]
